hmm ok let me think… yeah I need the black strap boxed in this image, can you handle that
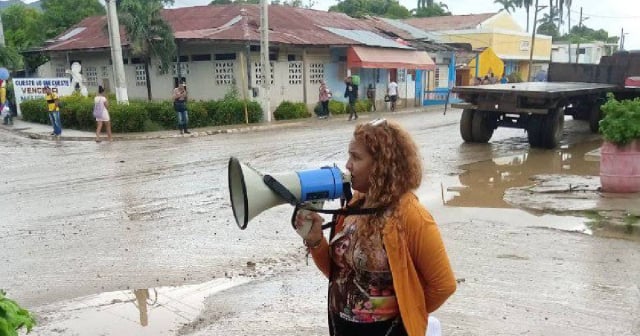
[263,174,299,205]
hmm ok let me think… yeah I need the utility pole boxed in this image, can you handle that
[528,0,546,82]
[105,0,129,103]
[0,13,5,47]
[575,7,584,64]
[620,27,625,50]
[260,0,271,122]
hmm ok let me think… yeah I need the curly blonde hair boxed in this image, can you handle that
[350,120,423,257]
[353,119,422,208]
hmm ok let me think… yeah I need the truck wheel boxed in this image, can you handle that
[541,108,564,149]
[527,115,544,147]
[589,104,602,133]
[471,110,494,143]
[460,109,475,142]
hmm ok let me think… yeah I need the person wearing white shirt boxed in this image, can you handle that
[387,80,398,112]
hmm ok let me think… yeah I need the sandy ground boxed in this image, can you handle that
[2,108,639,335]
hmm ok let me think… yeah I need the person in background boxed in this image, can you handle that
[93,85,112,142]
[500,73,509,84]
[173,81,190,134]
[344,76,358,121]
[366,84,376,112]
[318,80,332,119]
[0,79,11,126]
[294,118,457,336]
[387,80,398,112]
[488,72,497,84]
[44,86,62,136]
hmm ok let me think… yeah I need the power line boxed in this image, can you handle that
[568,10,640,20]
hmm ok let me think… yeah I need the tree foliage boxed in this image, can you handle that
[412,2,450,17]
[41,0,105,39]
[560,25,620,44]
[329,0,411,19]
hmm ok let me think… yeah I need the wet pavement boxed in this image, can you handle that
[1,108,639,335]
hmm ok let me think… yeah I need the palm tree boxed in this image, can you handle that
[494,0,516,13]
[118,0,176,100]
[521,0,532,32]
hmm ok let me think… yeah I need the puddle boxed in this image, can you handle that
[443,140,600,208]
[31,278,252,336]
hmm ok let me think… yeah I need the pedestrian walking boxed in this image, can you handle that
[366,84,376,112]
[173,81,190,134]
[93,85,112,142]
[294,118,456,336]
[387,80,398,112]
[344,76,358,121]
[44,86,62,136]
[318,80,331,119]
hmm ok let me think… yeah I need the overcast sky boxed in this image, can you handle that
[167,0,638,49]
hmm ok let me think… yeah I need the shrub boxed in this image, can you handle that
[144,100,175,129]
[273,101,310,120]
[355,99,372,113]
[20,99,49,124]
[0,290,36,335]
[110,102,148,133]
[329,100,346,115]
[599,94,640,146]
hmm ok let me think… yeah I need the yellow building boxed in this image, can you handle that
[405,12,552,82]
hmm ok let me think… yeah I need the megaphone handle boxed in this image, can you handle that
[291,206,314,239]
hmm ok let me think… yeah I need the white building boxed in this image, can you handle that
[551,41,618,64]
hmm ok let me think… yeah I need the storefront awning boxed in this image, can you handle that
[347,46,436,70]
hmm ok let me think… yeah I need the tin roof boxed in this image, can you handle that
[403,13,497,32]
[42,4,407,52]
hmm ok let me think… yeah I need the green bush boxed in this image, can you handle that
[329,100,346,115]
[18,95,264,132]
[273,101,310,120]
[355,99,372,113]
[0,290,36,336]
[600,94,640,146]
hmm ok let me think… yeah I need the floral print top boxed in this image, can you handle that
[328,215,399,323]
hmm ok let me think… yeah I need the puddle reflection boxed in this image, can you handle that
[444,141,600,208]
[32,278,251,336]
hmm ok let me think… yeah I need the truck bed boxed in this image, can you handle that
[452,82,617,99]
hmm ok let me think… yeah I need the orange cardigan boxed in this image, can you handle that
[310,193,457,336]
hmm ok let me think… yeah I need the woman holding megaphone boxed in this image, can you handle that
[294,118,456,336]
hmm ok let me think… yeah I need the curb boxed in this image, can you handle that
[1,106,448,142]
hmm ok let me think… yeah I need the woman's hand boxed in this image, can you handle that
[294,209,324,243]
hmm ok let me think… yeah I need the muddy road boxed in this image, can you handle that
[1,109,638,335]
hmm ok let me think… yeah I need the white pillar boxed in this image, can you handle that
[106,0,129,103]
[260,0,271,122]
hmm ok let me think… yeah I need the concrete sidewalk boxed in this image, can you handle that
[0,105,446,141]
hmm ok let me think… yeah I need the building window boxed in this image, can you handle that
[215,61,235,85]
[434,67,440,86]
[135,65,147,86]
[397,69,406,83]
[173,55,189,62]
[55,64,66,78]
[172,62,190,76]
[192,54,212,61]
[288,61,303,85]
[520,40,530,51]
[85,66,98,87]
[101,66,110,78]
[309,63,324,85]
[253,61,274,86]
[215,53,237,61]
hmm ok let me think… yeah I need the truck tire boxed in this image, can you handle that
[527,115,544,148]
[589,104,602,133]
[471,110,494,143]
[460,109,475,142]
[541,107,564,149]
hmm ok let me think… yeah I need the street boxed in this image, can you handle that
[1,108,639,335]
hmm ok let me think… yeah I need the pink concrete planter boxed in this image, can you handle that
[600,140,640,193]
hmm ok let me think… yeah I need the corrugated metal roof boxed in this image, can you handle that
[322,27,412,49]
[403,13,497,32]
[379,18,439,41]
[42,4,407,52]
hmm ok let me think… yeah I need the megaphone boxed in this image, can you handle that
[228,157,350,230]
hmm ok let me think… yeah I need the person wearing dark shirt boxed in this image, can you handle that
[344,76,358,121]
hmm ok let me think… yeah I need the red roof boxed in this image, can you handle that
[43,4,393,52]
[403,13,497,32]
